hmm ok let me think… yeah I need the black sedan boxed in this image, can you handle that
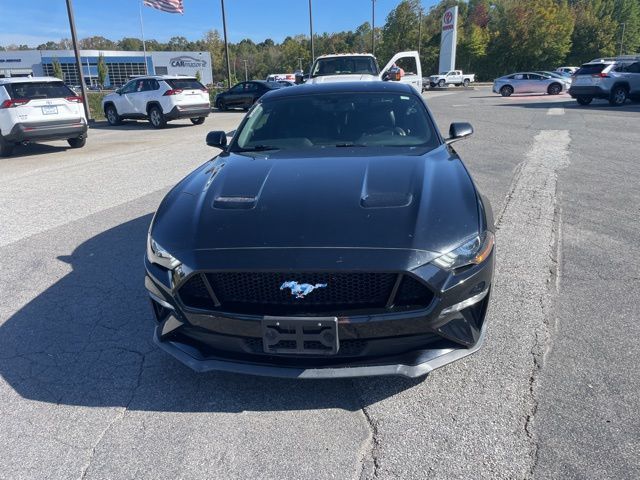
[214,80,281,111]
[145,82,495,378]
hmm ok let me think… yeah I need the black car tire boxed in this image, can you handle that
[500,85,513,97]
[576,96,593,105]
[609,86,628,106]
[547,83,562,95]
[148,105,167,129]
[190,117,206,125]
[67,136,86,148]
[463,79,470,87]
[0,135,14,157]
[438,79,446,88]
[105,104,122,126]
[216,99,227,111]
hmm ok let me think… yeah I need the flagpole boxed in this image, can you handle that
[65,0,91,121]
[139,0,149,74]
[221,0,232,89]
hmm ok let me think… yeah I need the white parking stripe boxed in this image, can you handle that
[547,107,565,115]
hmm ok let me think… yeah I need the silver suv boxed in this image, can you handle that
[569,55,640,106]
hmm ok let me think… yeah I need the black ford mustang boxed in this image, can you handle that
[145,82,494,378]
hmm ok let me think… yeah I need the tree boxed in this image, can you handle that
[37,41,61,50]
[52,57,64,80]
[79,36,116,50]
[118,37,143,51]
[97,53,108,88]
[195,70,202,82]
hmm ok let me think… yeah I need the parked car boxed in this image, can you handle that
[569,56,640,106]
[0,76,87,157]
[535,71,573,83]
[428,70,475,88]
[276,80,296,87]
[101,76,210,129]
[145,81,494,378]
[306,52,423,92]
[266,73,295,82]
[556,66,578,75]
[492,72,566,97]
[215,81,282,111]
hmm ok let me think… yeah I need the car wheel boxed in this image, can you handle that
[548,83,562,95]
[576,96,593,106]
[0,135,15,157]
[438,79,446,88]
[67,136,86,148]
[609,86,628,106]
[190,117,206,125]
[105,105,121,126]
[216,99,227,111]
[500,85,513,97]
[463,79,470,87]
[148,105,166,129]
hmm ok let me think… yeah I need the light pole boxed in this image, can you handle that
[221,0,232,88]
[243,59,248,81]
[371,0,376,55]
[418,7,423,56]
[65,0,91,121]
[620,22,626,56]
[308,0,315,61]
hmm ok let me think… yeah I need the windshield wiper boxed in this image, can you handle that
[335,143,366,147]
[237,145,279,152]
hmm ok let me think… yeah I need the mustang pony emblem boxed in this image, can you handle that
[280,281,327,299]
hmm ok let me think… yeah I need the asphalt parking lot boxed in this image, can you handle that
[1,87,638,480]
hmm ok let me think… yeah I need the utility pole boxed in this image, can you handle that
[65,0,91,121]
[620,22,626,56]
[221,0,232,88]
[372,0,376,55]
[308,0,315,62]
[298,57,304,71]
[243,59,248,81]
[418,8,423,56]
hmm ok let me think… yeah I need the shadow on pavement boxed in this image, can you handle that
[492,99,640,112]
[2,142,72,157]
[0,214,421,413]
[90,120,202,131]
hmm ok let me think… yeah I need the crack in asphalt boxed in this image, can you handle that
[357,405,380,480]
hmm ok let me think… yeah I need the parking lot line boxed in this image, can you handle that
[547,108,565,115]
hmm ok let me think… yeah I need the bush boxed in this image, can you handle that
[87,92,106,120]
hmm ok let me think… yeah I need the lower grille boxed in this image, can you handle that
[177,271,434,315]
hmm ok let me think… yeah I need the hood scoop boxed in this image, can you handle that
[213,196,257,209]
[360,158,417,209]
[209,160,272,210]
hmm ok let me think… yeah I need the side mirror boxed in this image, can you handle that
[295,72,305,85]
[206,131,228,149]
[445,122,473,145]
[115,88,122,95]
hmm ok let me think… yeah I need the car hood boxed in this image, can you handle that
[151,146,480,257]
[308,74,380,83]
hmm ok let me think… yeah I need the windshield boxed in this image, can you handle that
[233,92,439,151]
[311,57,378,77]
[4,81,76,99]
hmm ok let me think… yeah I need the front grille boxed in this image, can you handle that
[177,272,434,315]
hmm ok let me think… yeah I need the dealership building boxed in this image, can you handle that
[0,50,212,87]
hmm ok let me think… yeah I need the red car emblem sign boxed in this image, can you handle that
[444,11,453,25]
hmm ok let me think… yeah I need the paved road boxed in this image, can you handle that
[0,88,638,480]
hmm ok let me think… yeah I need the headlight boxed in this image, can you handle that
[147,234,181,270]
[432,231,494,271]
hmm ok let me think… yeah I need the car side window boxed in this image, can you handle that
[514,74,524,80]
[529,74,542,80]
[626,62,640,73]
[146,79,160,91]
[230,83,244,93]
[245,83,258,92]
[120,81,137,94]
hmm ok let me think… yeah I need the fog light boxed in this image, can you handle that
[439,288,489,317]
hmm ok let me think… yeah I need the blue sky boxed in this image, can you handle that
[0,0,437,47]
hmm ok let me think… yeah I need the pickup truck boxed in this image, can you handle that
[428,70,475,88]
[305,51,422,92]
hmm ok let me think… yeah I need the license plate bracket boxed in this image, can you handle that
[42,105,58,115]
[262,316,339,355]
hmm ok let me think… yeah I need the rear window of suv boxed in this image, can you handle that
[4,81,76,99]
[575,64,608,75]
[165,79,206,90]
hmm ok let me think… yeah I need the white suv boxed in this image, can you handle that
[0,77,87,157]
[102,76,210,128]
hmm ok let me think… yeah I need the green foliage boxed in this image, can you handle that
[97,53,108,88]
[195,70,202,82]
[52,57,64,80]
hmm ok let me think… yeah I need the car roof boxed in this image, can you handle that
[127,75,197,81]
[315,53,376,59]
[261,81,415,100]
[0,76,65,85]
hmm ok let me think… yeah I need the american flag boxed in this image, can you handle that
[143,0,184,14]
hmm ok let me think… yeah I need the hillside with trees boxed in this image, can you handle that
[1,0,638,82]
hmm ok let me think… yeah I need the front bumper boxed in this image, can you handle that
[144,248,494,378]
[4,118,87,142]
[165,104,211,120]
